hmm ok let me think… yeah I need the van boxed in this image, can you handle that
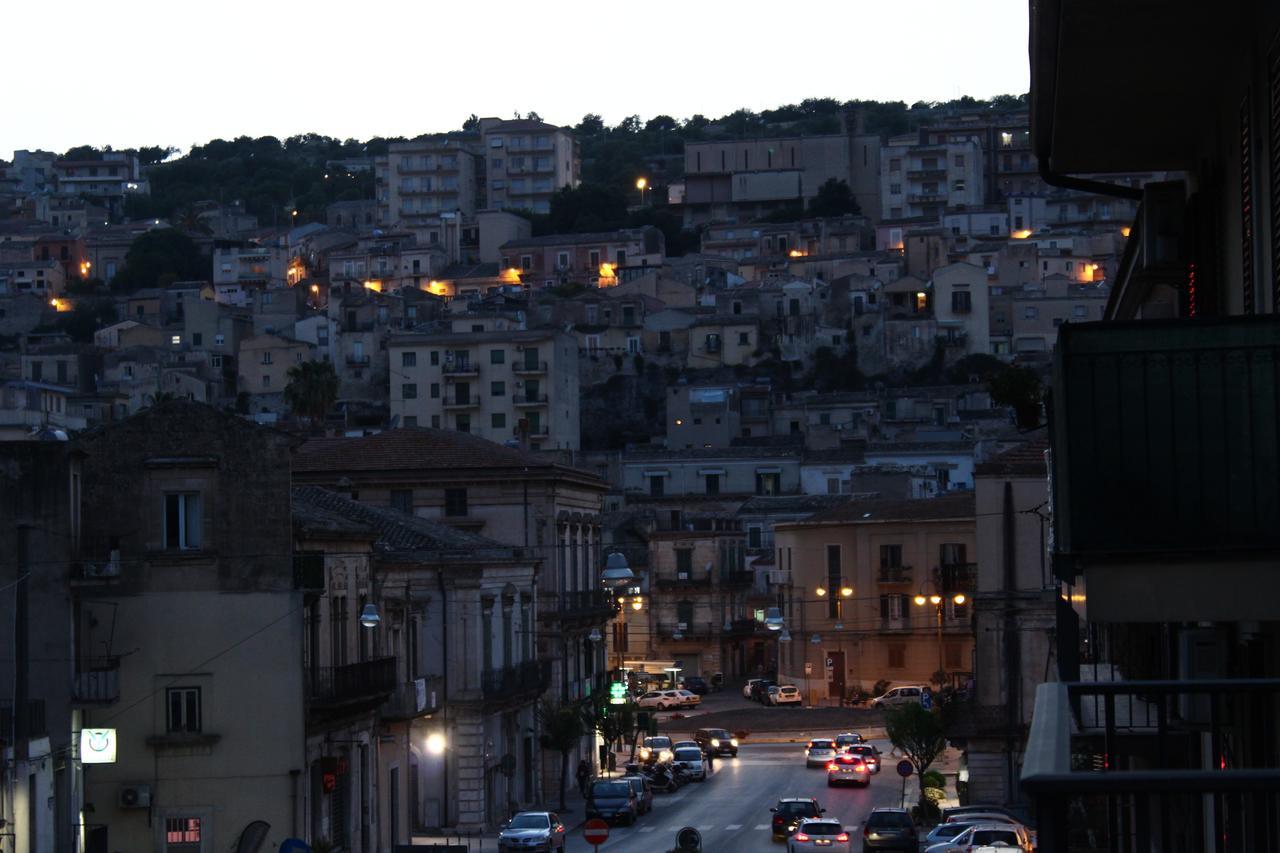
[870,685,927,708]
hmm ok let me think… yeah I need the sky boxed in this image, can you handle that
[5,0,1030,161]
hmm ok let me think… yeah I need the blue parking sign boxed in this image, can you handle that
[920,688,933,710]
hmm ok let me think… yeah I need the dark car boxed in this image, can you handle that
[861,807,917,851]
[498,811,566,853]
[751,679,777,703]
[622,774,653,814]
[681,675,710,695]
[694,727,739,757]
[586,779,638,825]
[770,797,824,840]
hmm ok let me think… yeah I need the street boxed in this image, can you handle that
[564,740,905,852]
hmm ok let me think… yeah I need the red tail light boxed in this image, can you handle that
[836,832,850,842]
[863,825,872,835]
[794,832,810,842]
[826,761,835,770]
[807,741,814,748]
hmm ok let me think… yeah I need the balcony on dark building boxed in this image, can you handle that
[73,657,120,705]
[307,657,397,707]
[481,659,550,701]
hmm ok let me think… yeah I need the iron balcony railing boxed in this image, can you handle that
[561,589,614,619]
[513,360,548,374]
[306,657,397,705]
[73,657,120,704]
[877,565,913,584]
[480,659,550,700]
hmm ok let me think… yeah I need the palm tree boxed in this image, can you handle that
[283,359,339,424]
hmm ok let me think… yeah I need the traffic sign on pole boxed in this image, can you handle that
[920,688,933,711]
[897,759,913,809]
[584,817,610,848]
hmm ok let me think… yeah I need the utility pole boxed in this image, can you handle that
[15,525,30,763]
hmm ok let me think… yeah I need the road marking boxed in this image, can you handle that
[755,823,770,830]
[725,824,742,830]
[638,826,655,833]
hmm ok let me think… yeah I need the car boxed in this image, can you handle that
[862,807,919,851]
[751,679,778,703]
[825,752,870,787]
[621,774,653,815]
[637,736,674,765]
[833,732,864,750]
[637,690,681,709]
[672,746,707,781]
[765,685,781,704]
[693,727,739,757]
[743,677,765,698]
[671,740,700,752]
[774,684,803,706]
[498,811,567,852]
[924,821,980,847]
[770,797,825,840]
[923,822,1033,852]
[673,688,701,708]
[870,685,927,708]
[943,812,1022,826]
[843,743,881,773]
[788,818,852,853]
[586,778,638,825]
[805,738,838,767]
[940,805,1026,823]
[681,675,709,695]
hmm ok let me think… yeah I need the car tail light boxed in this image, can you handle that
[807,741,814,748]
[826,761,835,770]
[836,832,849,842]
[794,832,810,842]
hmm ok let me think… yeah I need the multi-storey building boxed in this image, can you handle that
[1006,274,1108,355]
[931,261,992,355]
[387,330,579,450]
[0,259,66,297]
[327,231,445,293]
[499,227,665,286]
[212,240,289,294]
[479,119,579,214]
[52,151,148,215]
[377,138,481,227]
[880,136,985,220]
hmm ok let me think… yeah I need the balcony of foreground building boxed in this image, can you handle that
[1021,678,1280,853]
[381,675,443,721]
[512,393,548,407]
[1049,316,1280,623]
[512,359,548,376]
[306,656,398,709]
[558,588,616,623]
[480,659,551,703]
[72,657,120,705]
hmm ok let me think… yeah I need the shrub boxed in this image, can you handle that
[921,770,945,790]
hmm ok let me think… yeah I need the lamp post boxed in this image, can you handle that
[913,583,966,686]
[635,177,647,207]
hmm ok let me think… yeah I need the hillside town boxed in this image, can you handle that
[2,3,1280,848]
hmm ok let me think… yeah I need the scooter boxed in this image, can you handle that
[643,763,680,793]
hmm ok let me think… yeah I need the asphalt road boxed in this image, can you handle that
[564,740,906,852]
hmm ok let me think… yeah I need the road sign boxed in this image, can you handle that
[804,662,813,675]
[609,681,628,704]
[920,688,933,711]
[584,818,610,846]
[825,657,834,668]
[676,825,703,851]
[896,759,914,778]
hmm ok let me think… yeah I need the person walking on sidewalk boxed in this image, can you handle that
[576,759,590,797]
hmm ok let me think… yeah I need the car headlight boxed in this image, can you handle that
[659,749,673,762]
[639,747,651,759]
[710,738,719,747]
[729,738,738,747]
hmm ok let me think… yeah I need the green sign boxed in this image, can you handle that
[609,681,627,705]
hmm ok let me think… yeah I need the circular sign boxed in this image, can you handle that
[583,818,611,844]
[896,759,914,778]
[676,826,703,851]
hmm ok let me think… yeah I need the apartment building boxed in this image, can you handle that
[377,137,481,226]
[773,493,976,701]
[621,447,802,500]
[1008,274,1109,355]
[388,330,580,449]
[678,112,881,226]
[930,262,992,355]
[499,226,665,286]
[52,151,147,214]
[880,136,985,220]
[701,216,870,260]
[212,241,289,291]
[237,333,318,401]
[328,231,445,293]
[0,259,66,297]
[480,119,580,214]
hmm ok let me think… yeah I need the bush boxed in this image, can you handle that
[872,679,891,698]
[921,770,945,790]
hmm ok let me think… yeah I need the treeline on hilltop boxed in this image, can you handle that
[69,94,1026,235]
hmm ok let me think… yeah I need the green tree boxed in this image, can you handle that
[462,114,480,132]
[884,702,948,817]
[110,228,207,292]
[539,700,587,811]
[990,365,1044,429]
[807,178,861,218]
[283,359,339,423]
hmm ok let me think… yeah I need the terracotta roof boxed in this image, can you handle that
[793,492,975,525]
[974,439,1049,476]
[294,427,600,481]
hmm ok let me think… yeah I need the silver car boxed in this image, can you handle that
[498,811,566,852]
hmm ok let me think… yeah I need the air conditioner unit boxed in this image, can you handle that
[82,559,121,579]
[677,622,688,631]
[119,784,152,809]
[677,572,689,581]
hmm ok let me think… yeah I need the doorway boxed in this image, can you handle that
[827,650,846,700]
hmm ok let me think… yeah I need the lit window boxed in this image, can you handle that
[171,335,181,345]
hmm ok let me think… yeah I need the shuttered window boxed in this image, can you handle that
[1241,91,1256,314]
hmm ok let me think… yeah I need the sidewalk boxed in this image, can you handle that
[411,772,598,848]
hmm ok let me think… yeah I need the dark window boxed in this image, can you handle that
[402,383,417,399]
[705,474,720,495]
[402,352,417,367]
[880,544,903,568]
[491,381,505,396]
[748,526,762,548]
[164,493,202,550]
[677,599,694,627]
[755,472,780,495]
[490,349,505,364]
[430,351,439,365]
[390,489,413,514]
[444,488,468,517]
[951,290,972,313]
[492,413,506,429]
[675,549,693,576]
[430,383,440,399]
[649,476,664,497]
[826,545,841,618]
[166,686,201,733]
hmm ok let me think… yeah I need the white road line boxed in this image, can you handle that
[638,826,656,833]
[725,824,743,830]
[754,823,770,830]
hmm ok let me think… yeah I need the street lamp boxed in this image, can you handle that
[635,177,648,206]
[602,552,635,589]
[913,581,965,685]
[360,602,381,629]
[764,607,784,631]
[426,732,446,756]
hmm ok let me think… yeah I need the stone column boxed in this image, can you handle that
[452,711,487,831]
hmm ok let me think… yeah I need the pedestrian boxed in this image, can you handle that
[706,747,715,775]
[575,759,590,798]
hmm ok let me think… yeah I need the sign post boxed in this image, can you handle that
[609,681,628,705]
[583,817,610,850]
[896,759,914,809]
[920,687,933,711]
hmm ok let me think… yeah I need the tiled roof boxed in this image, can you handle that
[500,228,653,250]
[487,119,563,132]
[797,492,975,525]
[292,486,514,556]
[974,439,1049,476]
[736,494,856,515]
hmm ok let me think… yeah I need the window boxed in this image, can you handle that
[705,474,720,495]
[430,383,440,398]
[214,333,225,347]
[880,594,906,622]
[444,488,468,517]
[492,413,506,429]
[556,251,569,268]
[954,154,965,167]
[402,383,417,399]
[390,489,413,514]
[826,545,841,618]
[520,255,532,270]
[880,544,903,569]
[1024,306,1039,319]
[1073,305,1088,319]
[677,599,695,627]
[261,351,273,364]
[748,526,762,549]
[827,478,840,495]
[490,348,505,364]
[951,290,972,313]
[430,351,440,366]
[455,413,470,433]
[889,158,902,172]
[491,380,505,396]
[675,549,693,577]
[262,375,271,388]
[431,415,440,428]
[738,331,750,346]
[589,249,600,268]
[403,416,417,427]
[755,472,780,496]
[889,183,901,195]
[165,817,202,850]
[164,493,202,550]
[192,333,203,346]
[402,351,417,368]
[649,475,664,497]
[887,643,906,669]
[166,686,201,733]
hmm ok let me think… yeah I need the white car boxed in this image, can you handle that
[871,685,927,708]
[637,690,681,710]
[674,689,701,708]
[743,677,764,698]
[773,684,803,706]
[671,747,707,781]
[787,818,851,853]
[805,738,838,767]
[924,822,1033,852]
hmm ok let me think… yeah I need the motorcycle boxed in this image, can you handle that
[643,763,680,794]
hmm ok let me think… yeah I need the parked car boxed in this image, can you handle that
[681,675,709,695]
[862,807,918,851]
[585,779,638,825]
[941,805,1025,823]
[637,736,674,765]
[924,821,979,847]
[825,753,870,787]
[774,684,803,706]
[924,822,1033,852]
[843,743,881,773]
[498,811,566,853]
[833,732,864,750]
[637,690,681,709]
[672,746,707,781]
[870,685,927,708]
[673,688,701,708]
[743,677,764,698]
[621,774,653,815]
[694,727,739,757]
[770,797,825,840]
[751,679,778,703]
[943,813,1023,827]
[788,818,852,853]
[805,738,838,767]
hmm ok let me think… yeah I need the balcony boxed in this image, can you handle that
[443,396,479,409]
[906,168,947,180]
[443,362,479,378]
[307,657,397,707]
[1050,317,1280,621]
[345,354,371,365]
[907,192,946,204]
[877,566,913,584]
[719,570,754,588]
[939,562,976,591]
[73,657,120,705]
[653,574,713,589]
[481,659,550,701]
[381,676,442,721]
[1022,678,1280,853]
[560,588,615,621]
[513,393,548,407]
[512,360,548,375]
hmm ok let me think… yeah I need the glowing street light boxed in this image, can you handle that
[426,732,446,755]
[635,177,648,206]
